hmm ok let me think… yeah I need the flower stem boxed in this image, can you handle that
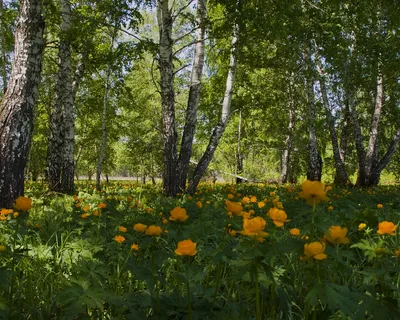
[187,280,192,320]
[255,262,261,320]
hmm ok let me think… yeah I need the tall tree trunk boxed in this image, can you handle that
[157,0,179,196]
[0,0,8,92]
[280,75,295,184]
[96,25,117,191]
[347,88,367,186]
[0,0,45,208]
[96,74,111,190]
[314,47,351,186]
[48,0,73,193]
[364,70,383,184]
[187,24,239,194]
[178,0,207,192]
[236,109,243,184]
[303,49,322,181]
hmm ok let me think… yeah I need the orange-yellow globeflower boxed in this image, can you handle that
[301,242,327,260]
[14,196,32,211]
[169,207,189,222]
[377,221,396,235]
[323,226,350,245]
[240,217,269,242]
[268,207,290,227]
[298,180,330,206]
[175,239,198,256]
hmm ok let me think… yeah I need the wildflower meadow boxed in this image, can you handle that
[0,180,399,319]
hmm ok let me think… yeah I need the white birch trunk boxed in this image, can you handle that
[0,0,45,208]
[178,0,207,191]
[187,23,238,194]
[157,0,179,196]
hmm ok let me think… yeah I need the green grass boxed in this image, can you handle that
[0,181,399,319]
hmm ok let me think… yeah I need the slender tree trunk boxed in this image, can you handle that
[280,75,295,184]
[314,48,351,185]
[364,70,383,183]
[303,49,322,181]
[157,0,179,196]
[348,90,367,186]
[48,0,73,193]
[0,0,45,208]
[96,74,111,190]
[178,0,207,192]
[187,24,239,194]
[236,109,243,184]
[0,0,8,92]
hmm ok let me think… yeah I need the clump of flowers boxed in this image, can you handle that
[298,180,331,206]
[301,242,327,260]
[14,196,32,211]
[239,217,269,242]
[169,207,189,222]
[323,226,350,245]
[175,239,198,256]
[377,221,396,236]
[268,207,290,227]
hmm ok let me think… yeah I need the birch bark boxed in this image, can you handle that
[187,23,238,194]
[178,0,207,191]
[157,0,179,196]
[0,0,45,208]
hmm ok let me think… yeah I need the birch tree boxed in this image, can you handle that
[0,0,45,208]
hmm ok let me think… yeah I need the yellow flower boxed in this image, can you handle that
[92,210,100,217]
[268,207,290,227]
[323,226,350,245]
[175,239,198,256]
[301,242,327,260]
[81,213,88,219]
[377,204,383,209]
[145,225,163,236]
[118,226,128,233]
[289,228,301,236]
[240,217,269,242]
[131,243,139,251]
[227,193,234,199]
[98,202,107,209]
[225,200,243,215]
[83,205,90,212]
[0,245,6,252]
[298,180,330,206]
[269,191,276,197]
[358,223,367,231]
[241,196,250,205]
[196,201,203,208]
[14,196,32,211]
[145,207,153,214]
[13,212,19,218]
[169,207,189,222]
[114,235,126,244]
[250,196,257,203]
[394,249,400,257]
[328,206,334,210]
[133,223,147,233]
[377,221,396,235]
[162,218,168,225]
[257,201,265,209]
